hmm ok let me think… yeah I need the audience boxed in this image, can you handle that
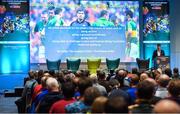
[16,66,180,113]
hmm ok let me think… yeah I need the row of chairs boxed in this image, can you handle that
[46,58,120,74]
[46,58,150,74]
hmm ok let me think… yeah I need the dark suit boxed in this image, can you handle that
[152,50,165,60]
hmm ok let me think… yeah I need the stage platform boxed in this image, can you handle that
[0,74,27,92]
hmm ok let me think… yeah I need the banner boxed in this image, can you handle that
[0,0,29,74]
[143,1,170,67]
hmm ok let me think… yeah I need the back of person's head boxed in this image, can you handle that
[41,75,49,88]
[46,77,59,92]
[55,71,65,83]
[62,82,75,99]
[97,70,106,80]
[109,79,120,90]
[28,70,35,79]
[153,99,180,113]
[130,74,139,86]
[132,67,138,74]
[91,96,108,113]
[137,80,155,99]
[49,70,55,77]
[105,97,128,113]
[164,68,172,77]
[167,79,180,97]
[157,74,170,87]
[81,69,90,77]
[173,68,179,74]
[84,87,101,106]
[140,72,149,82]
[78,77,92,95]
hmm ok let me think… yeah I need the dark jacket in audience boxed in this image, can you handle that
[37,92,63,113]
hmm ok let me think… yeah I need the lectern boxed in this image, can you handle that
[154,56,170,70]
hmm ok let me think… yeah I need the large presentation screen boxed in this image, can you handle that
[30,0,139,63]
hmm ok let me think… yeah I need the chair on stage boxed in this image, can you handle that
[87,59,101,74]
[67,59,81,73]
[136,58,150,72]
[46,59,61,71]
[106,58,120,71]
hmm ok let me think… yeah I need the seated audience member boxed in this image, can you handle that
[167,79,180,104]
[164,68,172,77]
[153,99,180,113]
[91,75,107,96]
[22,71,37,100]
[173,67,180,79]
[128,80,155,113]
[131,67,139,76]
[65,77,92,113]
[108,79,120,91]
[28,74,50,113]
[16,71,37,113]
[66,87,101,113]
[105,97,129,113]
[155,74,170,98]
[127,74,139,104]
[91,96,108,113]
[115,69,130,91]
[32,73,50,101]
[49,82,76,113]
[145,78,162,104]
[36,77,63,113]
[83,87,101,113]
[97,70,110,93]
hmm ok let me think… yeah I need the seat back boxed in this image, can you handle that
[46,59,61,71]
[136,58,150,72]
[87,59,101,74]
[106,58,120,71]
[67,59,81,73]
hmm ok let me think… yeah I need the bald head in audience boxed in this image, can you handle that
[157,74,170,87]
[154,100,180,113]
[145,78,157,87]
[46,77,60,92]
[140,73,149,82]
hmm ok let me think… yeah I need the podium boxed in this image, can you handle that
[154,56,170,70]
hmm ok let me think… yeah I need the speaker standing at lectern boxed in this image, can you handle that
[152,44,165,69]
[152,44,165,60]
